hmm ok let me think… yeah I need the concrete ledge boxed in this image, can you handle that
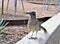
[45,25,60,44]
[15,12,60,44]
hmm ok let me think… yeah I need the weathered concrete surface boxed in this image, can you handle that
[15,12,60,44]
[45,25,60,44]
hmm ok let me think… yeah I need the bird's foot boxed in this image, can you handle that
[29,37,38,39]
[29,37,34,39]
[34,37,38,39]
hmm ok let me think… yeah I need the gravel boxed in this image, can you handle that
[1,25,30,44]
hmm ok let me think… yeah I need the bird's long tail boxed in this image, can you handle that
[40,26,47,33]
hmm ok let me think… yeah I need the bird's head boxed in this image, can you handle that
[26,11,36,17]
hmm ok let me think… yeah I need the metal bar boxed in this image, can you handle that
[6,0,9,11]
[21,0,25,13]
[2,0,4,15]
[43,0,51,10]
[14,0,17,15]
[47,0,51,10]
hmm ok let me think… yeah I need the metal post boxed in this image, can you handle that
[43,0,51,10]
[6,0,9,11]
[21,0,25,13]
[2,0,4,15]
[14,0,17,15]
[46,0,51,10]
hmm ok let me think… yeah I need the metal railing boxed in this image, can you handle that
[1,0,25,15]
[1,0,60,15]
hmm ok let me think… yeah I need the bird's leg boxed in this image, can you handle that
[34,31,38,39]
[29,31,34,39]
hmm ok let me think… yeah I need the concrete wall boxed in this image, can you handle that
[45,25,60,44]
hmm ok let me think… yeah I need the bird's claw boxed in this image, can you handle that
[29,37,34,39]
[29,37,37,39]
[34,37,38,39]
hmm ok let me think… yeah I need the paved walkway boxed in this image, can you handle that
[0,0,56,18]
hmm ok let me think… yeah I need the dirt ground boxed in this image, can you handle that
[1,25,30,44]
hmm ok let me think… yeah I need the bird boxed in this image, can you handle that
[26,11,47,39]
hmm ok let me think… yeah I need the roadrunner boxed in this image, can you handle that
[26,11,47,39]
